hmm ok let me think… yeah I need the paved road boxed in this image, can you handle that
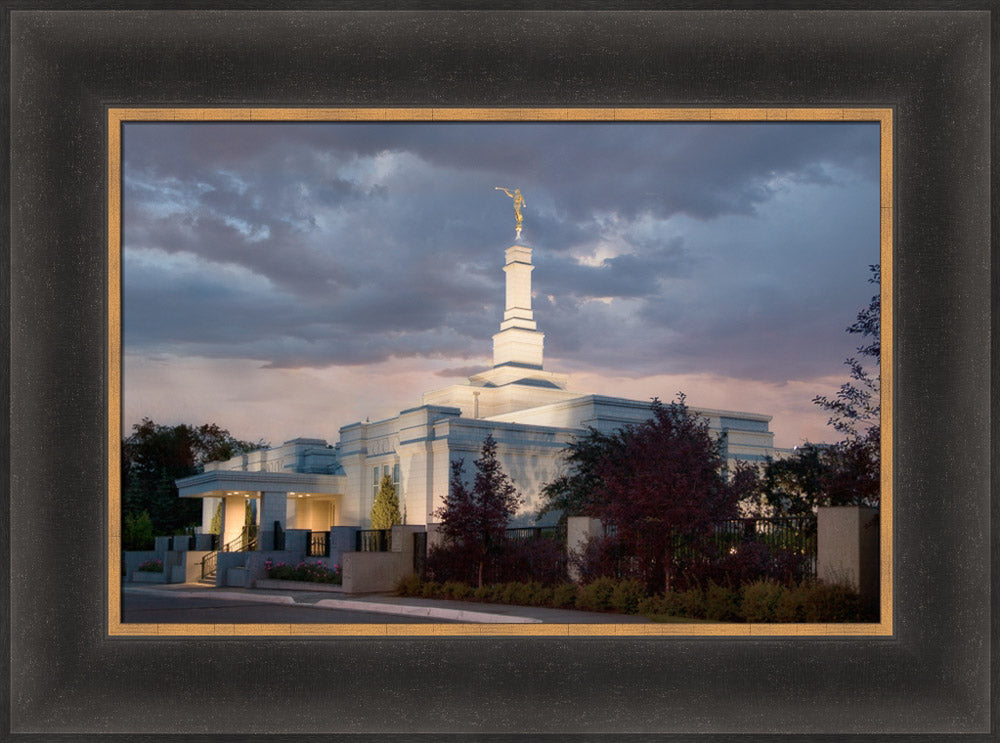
[122,592,454,624]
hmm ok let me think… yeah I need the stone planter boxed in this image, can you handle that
[132,570,167,583]
[255,578,343,593]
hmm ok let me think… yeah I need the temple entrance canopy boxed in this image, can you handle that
[176,469,347,550]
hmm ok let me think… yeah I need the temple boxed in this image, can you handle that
[177,234,784,550]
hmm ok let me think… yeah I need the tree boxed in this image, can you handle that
[589,396,739,593]
[121,419,265,537]
[371,474,402,529]
[123,510,154,551]
[434,434,524,588]
[746,444,830,516]
[812,264,881,508]
[536,425,628,529]
[814,264,880,440]
[209,501,222,535]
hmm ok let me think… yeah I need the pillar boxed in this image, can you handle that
[258,491,288,551]
[817,506,880,614]
[566,516,604,584]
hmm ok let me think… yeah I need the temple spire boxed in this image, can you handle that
[492,241,544,369]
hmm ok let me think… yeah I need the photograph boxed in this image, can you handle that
[8,6,991,738]
[114,110,889,634]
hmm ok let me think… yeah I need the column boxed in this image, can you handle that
[259,491,288,551]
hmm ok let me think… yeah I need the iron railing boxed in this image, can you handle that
[307,530,330,557]
[201,525,257,581]
[356,529,391,552]
[201,550,217,581]
[504,526,560,542]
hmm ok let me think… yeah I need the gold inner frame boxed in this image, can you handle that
[107,107,893,638]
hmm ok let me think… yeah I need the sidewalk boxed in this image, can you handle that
[122,582,653,624]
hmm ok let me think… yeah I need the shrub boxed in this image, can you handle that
[266,559,342,584]
[577,577,617,612]
[500,581,533,605]
[801,582,863,622]
[676,588,706,619]
[774,584,808,622]
[610,579,646,615]
[741,580,785,622]
[638,594,667,617]
[396,574,423,597]
[472,585,493,602]
[124,511,155,551]
[704,582,741,622]
[527,583,554,607]
[441,581,468,600]
[450,583,473,601]
[551,582,578,608]
[421,581,442,599]
[136,559,163,573]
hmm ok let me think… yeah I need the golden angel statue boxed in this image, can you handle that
[494,187,526,236]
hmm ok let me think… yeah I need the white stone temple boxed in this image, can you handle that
[177,235,783,548]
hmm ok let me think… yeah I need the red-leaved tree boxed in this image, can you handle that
[589,396,740,593]
[434,434,524,588]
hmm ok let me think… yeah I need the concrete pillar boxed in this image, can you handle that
[566,516,603,583]
[330,526,359,567]
[220,496,246,550]
[818,506,880,613]
[258,491,288,551]
[202,497,221,534]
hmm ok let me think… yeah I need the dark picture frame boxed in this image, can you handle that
[6,5,994,739]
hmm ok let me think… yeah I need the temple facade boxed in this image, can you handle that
[177,238,783,548]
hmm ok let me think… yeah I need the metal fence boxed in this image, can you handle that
[504,526,560,542]
[306,530,330,557]
[356,528,392,552]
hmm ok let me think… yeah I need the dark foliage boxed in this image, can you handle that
[121,418,265,537]
[434,434,524,587]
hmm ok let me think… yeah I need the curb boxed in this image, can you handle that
[312,599,541,624]
[123,586,540,623]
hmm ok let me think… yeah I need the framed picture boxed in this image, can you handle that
[7,6,992,739]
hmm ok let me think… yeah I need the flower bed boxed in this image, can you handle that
[136,559,164,573]
[264,559,342,585]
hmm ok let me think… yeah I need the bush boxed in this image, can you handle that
[610,579,646,615]
[676,588,707,619]
[124,511,155,552]
[527,583,554,607]
[421,581,442,599]
[704,582,741,621]
[396,574,423,597]
[576,577,618,612]
[499,581,533,605]
[441,581,468,599]
[774,584,808,622]
[801,582,863,622]
[136,558,163,573]
[551,582,578,608]
[266,559,342,584]
[741,580,785,622]
[638,594,668,617]
[472,585,493,602]
[450,583,473,601]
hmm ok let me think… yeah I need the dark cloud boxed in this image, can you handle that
[122,121,880,382]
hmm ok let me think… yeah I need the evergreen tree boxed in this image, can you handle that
[209,501,222,535]
[370,474,402,529]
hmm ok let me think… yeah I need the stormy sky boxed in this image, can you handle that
[122,121,880,449]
